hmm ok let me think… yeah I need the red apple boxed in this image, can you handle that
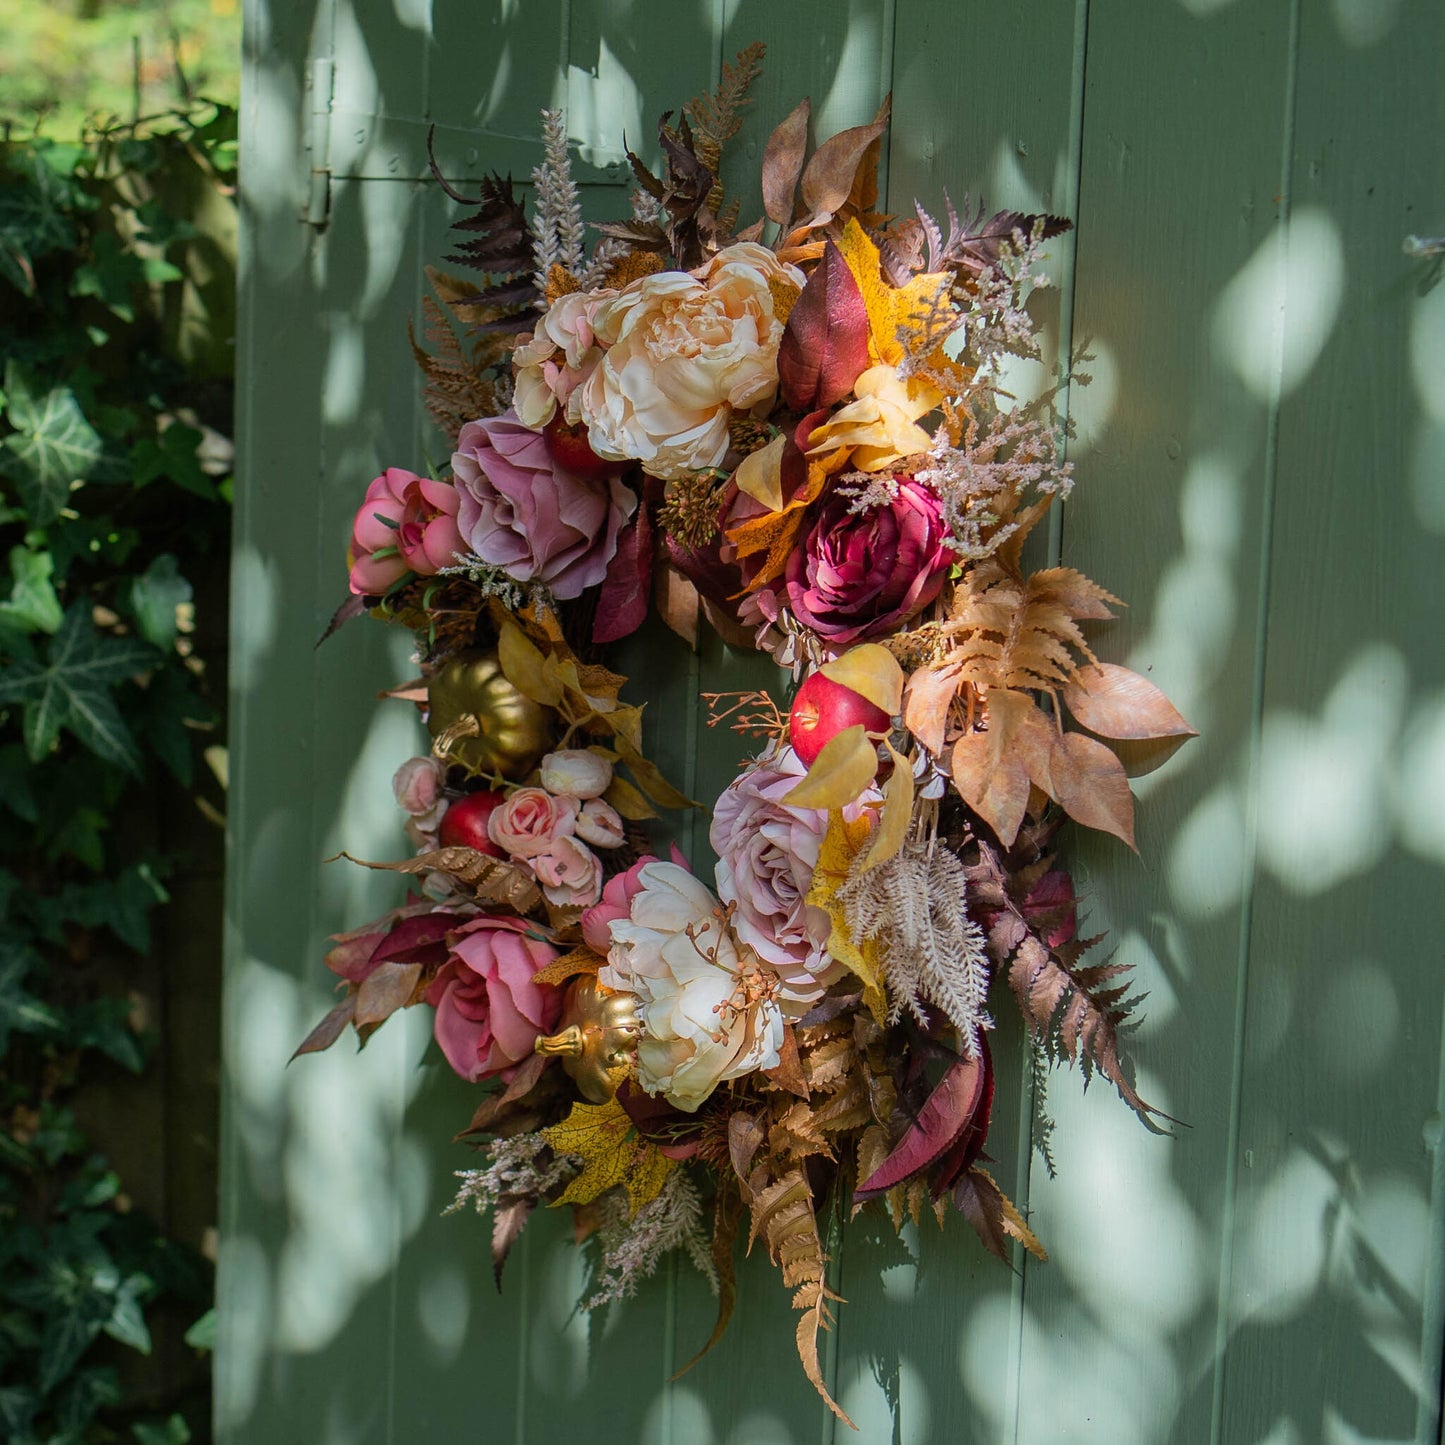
[788,671,892,767]
[544,415,629,480]
[438,790,506,855]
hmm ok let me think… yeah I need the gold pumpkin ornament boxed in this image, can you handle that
[534,975,642,1103]
[427,649,554,779]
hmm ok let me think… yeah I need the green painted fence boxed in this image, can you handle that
[221,1,1445,1439]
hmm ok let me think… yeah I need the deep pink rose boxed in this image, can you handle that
[780,479,954,643]
[533,836,605,908]
[487,787,578,860]
[427,916,562,1082]
[348,467,466,595]
[451,411,637,599]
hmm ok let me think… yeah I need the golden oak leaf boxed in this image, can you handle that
[542,1098,676,1215]
[806,810,887,1022]
[836,218,951,368]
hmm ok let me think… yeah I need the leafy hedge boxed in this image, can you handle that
[0,106,235,1443]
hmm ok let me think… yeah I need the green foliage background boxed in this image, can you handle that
[0,1,240,139]
[0,107,236,1443]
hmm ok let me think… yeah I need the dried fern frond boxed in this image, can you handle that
[685,41,766,213]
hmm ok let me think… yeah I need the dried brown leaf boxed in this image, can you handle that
[799,97,891,219]
[354,961,423,1028]
[762,97,811,226]
[1045,731,1137,851]
[291,994,356,1061]
[1062,662,1196,741]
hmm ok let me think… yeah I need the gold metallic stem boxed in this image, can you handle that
[431,713,480,763]
[534,1025,585,1058]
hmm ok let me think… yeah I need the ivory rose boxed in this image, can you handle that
[427,916,562,1082]
[711,747,880,1011]
[486,787,578,860]
[348,467,466,595]
[512,289,613,429]
[578,243,803,481]
[598,862,784,1111]
[538,748,613,799]
[452,412,636,599]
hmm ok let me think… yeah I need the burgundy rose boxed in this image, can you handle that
[451,410,636,600]
[426,916,562,1082]
[781,479,954,644]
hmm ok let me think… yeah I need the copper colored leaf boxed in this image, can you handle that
[953,1166,1047,1263]
[291,995,355,1061]
[654,561,701,648]
[903,662,962,756]
[950,731,1029,846]
[458,1051,551,1137]
[764,1025,810,1099]
[1109,733,1196,779]
[855,1052,986,1200]
[799,98,891,218]
[728,1110,765,1185]
[354,961,422,1028]
[1046,731,1137,850]
[490,1196,535,1288]
[1062,662,1196,741]
[762,97,811,226]
[776,241,872,411]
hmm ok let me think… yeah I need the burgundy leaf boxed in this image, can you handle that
[317,592,368,646]
[492,1196,535,1289]
[776,241,871,411]
[593,501,654,645]
[855,1050,987,1200]
[369,912,459,968]
[929,1038,996,1194]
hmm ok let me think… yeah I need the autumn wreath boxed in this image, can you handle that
[304,46,1194,1426]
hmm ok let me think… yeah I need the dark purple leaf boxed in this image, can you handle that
[593,502,654,645]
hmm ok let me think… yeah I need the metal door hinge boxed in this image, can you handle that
[304,56,334,230]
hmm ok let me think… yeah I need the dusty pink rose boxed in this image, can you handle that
[538,748,613,799]
[711,747,880,1013]
[777,479,954,644]
[487,787,578,860]
[393,756,446,820]
[427,916,562,1082]
[575,797,625,849]
[348,467,466,595]
[512,289,614,429]
[533,835,605,908]
[451,411,636,599]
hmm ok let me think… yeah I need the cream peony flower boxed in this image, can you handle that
[598,861,784,1111]
[578,243,803,481]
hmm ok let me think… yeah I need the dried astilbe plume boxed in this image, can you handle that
[530,109,587,299]
[446,1132,579,1217]
[584,1168,717,1309]
[838,831,993,1056]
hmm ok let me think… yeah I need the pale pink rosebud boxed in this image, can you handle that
[575,797,625,849]
[532,836,604,908]
[393,755,447,819]
[538,748,613,800]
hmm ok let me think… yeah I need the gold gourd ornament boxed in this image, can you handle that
[427,649,554,779]
[534,976,642,1103]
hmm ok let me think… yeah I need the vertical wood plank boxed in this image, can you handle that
[1011,2,1299,1442]
[1220,2,1445,1439]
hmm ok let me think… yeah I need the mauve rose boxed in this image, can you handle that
[348,468,466,595]
[533,835,605,908]
[451,411,636,600]
[782,479,954,644]
[427,916,562,1082]
[538,748,612,800]
[711,746,880,1013]
[575,797,625,849]
[487,787,579,860]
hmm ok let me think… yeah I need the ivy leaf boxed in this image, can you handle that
[1,365,106,526]
[0,152,79,296]
[102,1273,154,1355]
[0,545,63,634]
[542,1098,676,1214]
[0,939,64,1050]
[123,553,191,650]
[0,603,160,769]
[71,230,148,322]
[130,424,213,499]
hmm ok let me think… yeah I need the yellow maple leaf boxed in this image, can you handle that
[806,810,888,1023]
[542,1098,676,1215]
[836,218,952,369]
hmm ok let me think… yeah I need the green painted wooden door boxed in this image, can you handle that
[221,1,1445,1439]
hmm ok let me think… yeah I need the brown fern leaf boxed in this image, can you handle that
[409,295,493,443]
[944,559,1120,696]
[684,41,766,212]
[746,1168,854,1429]
[434,166,537,332]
